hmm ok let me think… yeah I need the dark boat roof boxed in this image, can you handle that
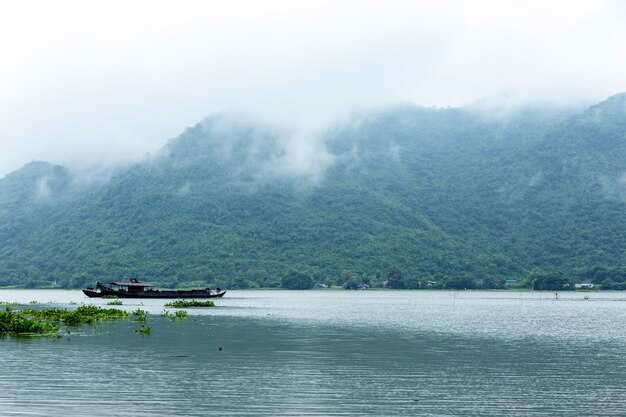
[110,281,154,287]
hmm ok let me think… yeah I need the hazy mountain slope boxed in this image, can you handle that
[520,94,626,268]
[0,96,624,289]
[0,161,76,262]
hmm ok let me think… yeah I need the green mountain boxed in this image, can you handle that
[1,94,626,289]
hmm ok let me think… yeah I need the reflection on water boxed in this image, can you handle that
[1,290,625,416]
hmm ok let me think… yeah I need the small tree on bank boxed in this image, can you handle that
[281,271,314,290]
[386,267,405,289]
[527,268,571,290]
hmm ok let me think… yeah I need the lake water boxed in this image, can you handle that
[1,290,625,416]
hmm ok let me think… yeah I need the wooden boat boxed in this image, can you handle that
[82,279,226,299]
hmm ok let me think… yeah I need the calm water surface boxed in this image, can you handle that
[1,290,625,416]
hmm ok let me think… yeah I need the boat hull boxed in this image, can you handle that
[82,288,226,299]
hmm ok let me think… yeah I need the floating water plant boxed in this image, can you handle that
[0,306,59,335]
[0,305,155,337]
[0,301,20,306]
[164,300,215,308]
[174,310,188,319]
[132,308,148,321]
[134,325,151,335]
[161,309,188,320]
[101,295,119,299]
[106,300,123,305]
[0,305,159,337]
[21,305,129,326]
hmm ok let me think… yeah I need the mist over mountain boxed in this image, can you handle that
[1,94,625,289]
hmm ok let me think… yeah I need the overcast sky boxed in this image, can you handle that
[1,0,625,177]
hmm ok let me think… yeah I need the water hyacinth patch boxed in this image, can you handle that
[174,310,188,319]
[132,308,148,321]
[21,305,130,326]
[164,300,215,308]
[134,325,151,335]
[161,309,188,320]
[1,305,131,336]
[0,307,59,335]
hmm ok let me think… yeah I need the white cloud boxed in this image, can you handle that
[1,0,625,177]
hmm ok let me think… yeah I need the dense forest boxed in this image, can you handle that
[1,94,626,290]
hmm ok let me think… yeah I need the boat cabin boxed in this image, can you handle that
[109,279,154,294]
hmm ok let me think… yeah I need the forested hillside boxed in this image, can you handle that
[1,94,626,289]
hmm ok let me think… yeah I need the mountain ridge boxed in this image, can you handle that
[1,95,625,289]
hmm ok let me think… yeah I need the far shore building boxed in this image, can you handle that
[574,283,594,290]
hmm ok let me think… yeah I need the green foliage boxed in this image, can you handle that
[231,276,253,289]
[526,269,571,291]
[164,299,215,308]
[444,274,478,290]
[344,280,360,290]
[579,265,626,289]
[106,300,123,305]
[386,267,405,289]
[0,306,59,335]
[599,280,626,290]
[134,325,151,335]
[101,295,119,299]
[2,95,626,289]
[174,310,188,319]
[132,308,148,321]
[281,271,314,290]
[1,305,130,335]
[22,305,129,326]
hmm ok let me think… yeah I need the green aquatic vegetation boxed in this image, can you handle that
[174,310,188,319]
[132,308,148,321]
[101,295,119,299]
[0,301,20,306]
[1,305,143,336]
[0,307,59,335]
[70,305,129,323]
[21,305,129,326]
[106,300,123,305]
[161,309,188,320]
[134,325,151,335]
[29,300,39,305]
[164,300,215,308]
[62,310,90,325]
